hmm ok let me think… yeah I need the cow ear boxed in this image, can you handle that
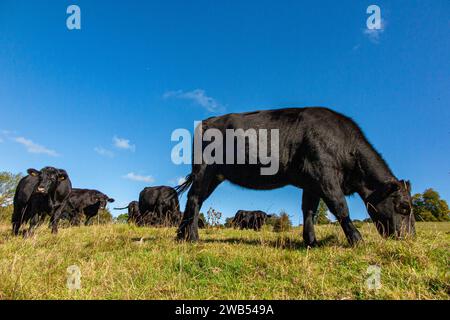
[403,180,412,192]
[27,168,40,177]
[58,170,68,181]
[108,198,115,203]
[369,181,401,204]
[380,181,400,198]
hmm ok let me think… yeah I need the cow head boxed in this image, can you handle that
[29,167,68,195]
[92,192,115,210]
[366,180,415,239]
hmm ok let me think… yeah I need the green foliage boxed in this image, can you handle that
[314,200,331,225]
[199,212,209,227]
[115,213,129,224]
[272,211,292,232]
[413,189,450,222]
[265,214,278,227]
[0,172,23,207]
[224,217,234,228]
[86,208,113,225]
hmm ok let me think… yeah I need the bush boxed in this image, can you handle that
[115,213,129,224]
[272,212,292,232]
[224,217,234,228]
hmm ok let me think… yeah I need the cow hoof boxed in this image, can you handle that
[347,232,363,246]
[176,229,199,242]
[305,240,318,248]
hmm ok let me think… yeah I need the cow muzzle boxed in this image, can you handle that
[37,186,47,194]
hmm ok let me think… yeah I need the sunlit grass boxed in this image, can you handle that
[0,222,448,300]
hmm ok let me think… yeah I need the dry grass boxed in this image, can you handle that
[0,222,448,300]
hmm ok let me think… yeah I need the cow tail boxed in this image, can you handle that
[113,206,129,210]
[175,174,194,196]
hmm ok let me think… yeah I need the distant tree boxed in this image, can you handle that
[273,211,292,232]
[224,217,234,228]
[314,199,331,225]
[199,212,208,227]
[88,208,113,225]
[412,188,450,222]
[265,214,278,227]
[115,213,129,224]
[0,171,23,207]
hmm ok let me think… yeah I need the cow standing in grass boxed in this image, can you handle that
[176,107,415,246]
[63,188,115,226]
[12,167,71,236]
[232,210,272,231]
[138,186,182,227]
[114,201,140,223]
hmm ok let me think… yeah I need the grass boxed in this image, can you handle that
[0,222,448,300]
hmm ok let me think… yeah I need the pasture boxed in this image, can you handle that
[0,222,448,300]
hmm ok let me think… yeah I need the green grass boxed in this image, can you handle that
[0,222,448,300]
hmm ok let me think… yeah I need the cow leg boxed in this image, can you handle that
[70,212,81,226]
[320,185,362,246]
[85,215,93,226]
[25,213,40,238]
[177,167,222,241]
[302,191,320,247]
[50,203,65,234]
[12,205,27,236]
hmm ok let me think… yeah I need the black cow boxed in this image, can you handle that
[12,167,71,236]
[232,210,272,231]
[176,107,415,246]
[114,201,140,223]
[63,188,115,225]
[138,186,181,227]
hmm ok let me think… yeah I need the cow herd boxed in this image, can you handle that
[11,167,267,236]
[11,107,416,247]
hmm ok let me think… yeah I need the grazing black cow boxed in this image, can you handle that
[232,210,272,231]
[63,188,115,225]
[138,186,181,227]
[12,167,71,236]
[176,107,415,246]
[114,201,140,223]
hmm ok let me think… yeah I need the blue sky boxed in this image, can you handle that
[0,0,449,223]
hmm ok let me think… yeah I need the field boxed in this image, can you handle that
[0,222,448,300]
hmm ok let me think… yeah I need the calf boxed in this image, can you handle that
[64,188,115,225]
[12,167,71,236]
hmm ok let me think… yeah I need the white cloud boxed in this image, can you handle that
[13,137,60,157]
[94,147,114,158]
[123,172,155,183]
[164,89,224,112]
[113,136,135,152]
